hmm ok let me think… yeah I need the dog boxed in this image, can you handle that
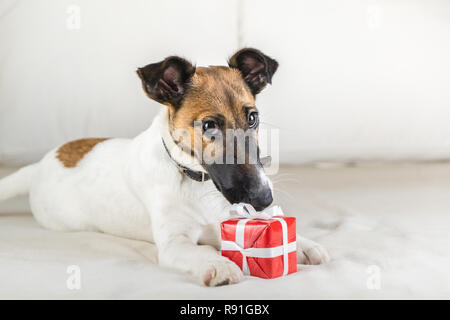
[0,48,329,286]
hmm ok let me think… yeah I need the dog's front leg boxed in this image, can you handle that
[150,203,243,286]
[296,235,330,265]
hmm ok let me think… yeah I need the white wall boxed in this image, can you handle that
[244,0,450,163]
[1,0,449,165]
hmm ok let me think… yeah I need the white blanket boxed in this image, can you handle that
[1,164,449,299]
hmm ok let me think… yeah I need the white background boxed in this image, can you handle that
[1,0,449,165]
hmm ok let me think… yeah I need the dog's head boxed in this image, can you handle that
[137,48,278,210]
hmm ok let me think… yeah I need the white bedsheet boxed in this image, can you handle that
[1,163,449,299]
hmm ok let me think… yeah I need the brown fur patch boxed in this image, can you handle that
[170,66,257,154]
[56,138,109,168]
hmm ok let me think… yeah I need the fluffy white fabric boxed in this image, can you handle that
[1,164,449,299]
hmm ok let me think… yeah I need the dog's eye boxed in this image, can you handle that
[248,112,259,128]
[202,120,218,133]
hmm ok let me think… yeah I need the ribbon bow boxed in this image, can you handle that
[229,203,284,220]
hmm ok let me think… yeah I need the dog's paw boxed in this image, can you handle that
[199,258,244,287]
[297,236,330,265]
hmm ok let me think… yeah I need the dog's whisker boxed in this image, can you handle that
[271,173,304,183]
[272,172,302,179]
[272,178,303,186]
[271,177,302,184]
[273,186,296,201]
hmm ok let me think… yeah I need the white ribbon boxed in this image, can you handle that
[229,202,284,220]
[222,203,295,276]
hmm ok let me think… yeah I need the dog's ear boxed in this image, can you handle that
[228,48,278,95]
[137,56,195,108]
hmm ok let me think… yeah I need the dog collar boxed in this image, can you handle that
[161,138,211,183]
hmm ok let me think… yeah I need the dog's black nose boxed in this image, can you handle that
[249,188,273,211]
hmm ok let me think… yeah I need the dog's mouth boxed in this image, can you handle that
[203,162,273,211]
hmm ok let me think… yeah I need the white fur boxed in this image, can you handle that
[0,107,329,286]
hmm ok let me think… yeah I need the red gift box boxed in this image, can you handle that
[221,204,297,279]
